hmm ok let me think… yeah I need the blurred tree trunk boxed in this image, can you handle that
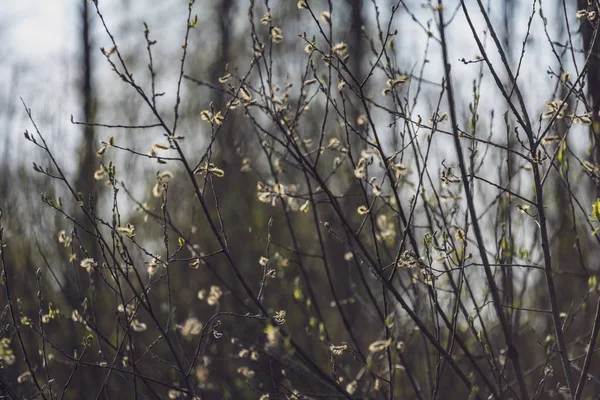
[349,0,365,82]
[498,0,517,349]
[578,0,600,113]
[576,4,600,398]
[532,1,595,394]
[212,0,234,162]
[72,0,98,396]
[74,0,99,236]
[578,0,600,161]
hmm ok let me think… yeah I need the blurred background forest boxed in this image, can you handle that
[2,0,600,399]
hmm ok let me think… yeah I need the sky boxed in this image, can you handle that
[2,1,79,164]
[0,0,587,171]
[1,0,184,168]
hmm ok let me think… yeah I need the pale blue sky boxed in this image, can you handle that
[0,1,586,169]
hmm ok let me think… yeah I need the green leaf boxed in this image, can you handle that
[588,275,598,291]
[591,198,600,222]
